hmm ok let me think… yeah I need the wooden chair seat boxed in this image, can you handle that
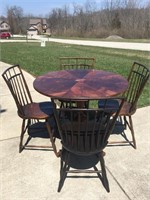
[119,102,136,116]
[20,102,53,119]
[98,99,136,116]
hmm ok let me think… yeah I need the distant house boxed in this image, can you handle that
[27,18,49,36]
[27,25,38,36]
[0,20,10,32]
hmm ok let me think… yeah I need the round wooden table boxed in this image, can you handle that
[33,69,128,100]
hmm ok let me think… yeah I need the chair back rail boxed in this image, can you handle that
[59,57,95,108]
[59,57,95,70]
[52,98,124,155]
[2,65,33,116]
[124,62,149,112]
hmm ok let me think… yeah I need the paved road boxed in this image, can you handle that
[47,38,150,51]
[1,37,150,51]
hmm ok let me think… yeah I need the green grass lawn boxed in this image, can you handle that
[1,41,149,107]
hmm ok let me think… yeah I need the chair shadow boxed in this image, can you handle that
[108,119,134,148]
[0,107,7,114]
[24,119,60,151]
[28,121,50,138]
[59,150,109,192]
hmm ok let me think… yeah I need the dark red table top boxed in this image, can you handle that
[33,69,128,100]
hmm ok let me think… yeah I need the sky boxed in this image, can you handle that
[0,0,105,17]
[0,0,149,17]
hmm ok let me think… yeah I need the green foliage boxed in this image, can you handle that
[1,42,149,107]
[111,13,121,30]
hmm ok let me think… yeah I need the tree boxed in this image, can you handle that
[7,6,24,34]
[111,12,121,29]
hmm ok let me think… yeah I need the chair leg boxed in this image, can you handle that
[85,100,89,108]
[99,152,110,192]
[109,115,136,149]
[58,160,68,192]
[45,119,60,157]
[58,151,70,192]
[123,116,136,149]
[60,101,64,108]
[19,119,30,153]
[128,116,137,149]
[123,116,127,129]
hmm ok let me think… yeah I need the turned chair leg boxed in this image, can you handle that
[19,119,30,153]
[58,151,70,192]
[118,115,137,149]
[99,152,110,192]
[46,120,60,157]
[128,116,137,149]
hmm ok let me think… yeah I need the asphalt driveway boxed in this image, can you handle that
[47,38,150,51]
[1,36,149,51]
